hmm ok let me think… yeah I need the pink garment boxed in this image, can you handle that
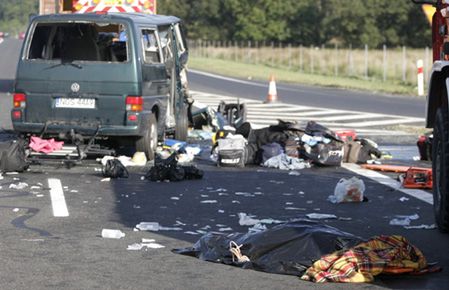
[29,136,64,153]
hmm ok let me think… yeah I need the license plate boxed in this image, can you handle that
[55,98,95,109]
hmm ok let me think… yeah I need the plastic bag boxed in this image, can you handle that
[329,176,365,203]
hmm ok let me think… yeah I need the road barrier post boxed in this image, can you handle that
[417,59,424,96]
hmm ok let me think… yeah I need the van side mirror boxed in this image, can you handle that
[179,51,188,68]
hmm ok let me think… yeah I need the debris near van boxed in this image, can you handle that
[98,152,147,167]
[29,136,63,154]
[146,151,203,182]
[102,159,129,179]
[190,100,244,133]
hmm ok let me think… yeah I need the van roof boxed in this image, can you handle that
[31,12,181,27]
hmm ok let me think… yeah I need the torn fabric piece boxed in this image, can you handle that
[301,235,428,283]
[29,136,63,153]
[263,154,310,170]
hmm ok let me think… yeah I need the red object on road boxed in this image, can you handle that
[335,130,357,142]
[403,167,433,189]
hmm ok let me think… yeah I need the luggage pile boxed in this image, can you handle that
[211,120,382,169]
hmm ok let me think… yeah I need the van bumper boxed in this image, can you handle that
[12,122,145,137]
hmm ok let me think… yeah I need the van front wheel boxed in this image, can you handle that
[136,114,157,161]
[433,107,449,232]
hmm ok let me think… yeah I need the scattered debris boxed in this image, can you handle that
[127,239,165,250]
[184,231,200,235]
[285,207,306,211]
[234,192,255,197]
[238,213,283,226]
[248,223,267,233]
[9,182,28,190]
[101,229,125,239]
[399,197,410,202]
[389,214,420,226]
[288,171,301,176]
[306,213,338,220]
[135,222,182,231]
[404,224,437,230]
[201,200,217,204]
[264,154,310,170]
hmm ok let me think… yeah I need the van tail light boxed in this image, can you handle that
[13,93,26,108]
[126,96,143,111]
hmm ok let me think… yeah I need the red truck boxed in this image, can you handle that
[39,0,156,15]
[413,0,449,232]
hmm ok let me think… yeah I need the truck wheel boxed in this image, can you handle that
[175,104,188,141]
[433,107,449,232]
[136,114,157,161]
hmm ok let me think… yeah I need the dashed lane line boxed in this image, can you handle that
[48,178,69,217]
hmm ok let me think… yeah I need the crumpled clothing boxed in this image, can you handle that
[263,153,310,170]
[29,136,64,153]
[301,235,428,283]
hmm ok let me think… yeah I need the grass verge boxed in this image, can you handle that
[188,57,420,97]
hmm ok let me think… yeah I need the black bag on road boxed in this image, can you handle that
[0,139,29,172]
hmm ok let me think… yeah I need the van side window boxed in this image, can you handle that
[141,29,161,64]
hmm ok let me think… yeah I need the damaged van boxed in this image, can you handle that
[11,12,190,160]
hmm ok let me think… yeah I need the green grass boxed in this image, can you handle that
[188,56,420,96]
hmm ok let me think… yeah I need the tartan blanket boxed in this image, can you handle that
[301,235,427,283]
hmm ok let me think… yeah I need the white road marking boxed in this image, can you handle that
[48,178,69,217]
[191,90,424,130]
[342,163,433,205]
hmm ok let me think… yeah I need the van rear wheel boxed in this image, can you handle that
[136,114,157,161]
[175,104,188,141]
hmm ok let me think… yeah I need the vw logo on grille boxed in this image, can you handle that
[71,82,80,93]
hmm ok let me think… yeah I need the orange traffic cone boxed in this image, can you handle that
[265,75,278,103]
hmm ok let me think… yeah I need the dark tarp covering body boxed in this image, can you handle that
[173,220,364,276]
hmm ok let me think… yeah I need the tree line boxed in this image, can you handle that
[159,0,431,48]
[0,0,431,48]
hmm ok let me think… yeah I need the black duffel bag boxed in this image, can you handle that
[0,139,29,172]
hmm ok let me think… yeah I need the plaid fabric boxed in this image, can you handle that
[301,235,428,283]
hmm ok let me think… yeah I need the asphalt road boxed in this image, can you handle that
[187,70,426,119]
[0,37,448,290]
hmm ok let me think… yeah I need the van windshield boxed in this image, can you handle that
[27,22,129,62]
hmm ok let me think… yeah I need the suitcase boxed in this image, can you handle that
[217,136,247,168]
[217,149,246,168]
